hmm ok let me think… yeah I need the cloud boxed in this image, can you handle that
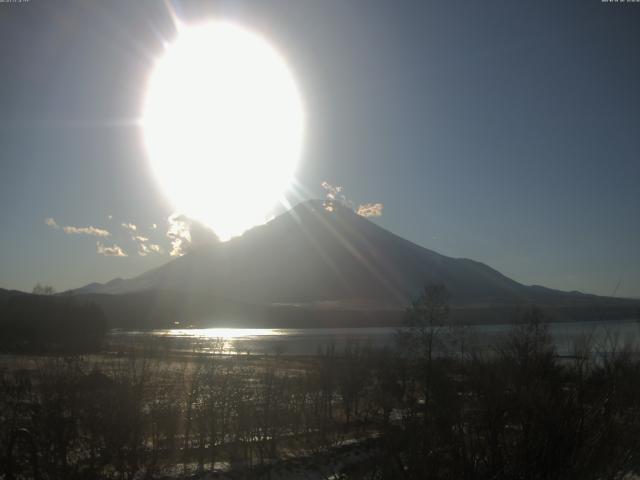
[131,234,163,256]
[149,243,162,253]
[47,215,166,257]
[151,223,158,230]
[321,181,342,201]
[356,203,384,218]
[136,242,163,256]
[321,181,354,211]
[121,222,137,232]
[96,242,127,257]
[45,218,59,229]
[167,213,218,257]
[167,214,191,257]
[46,217,110,236]
[320,182,383,218]
[62,225,110,236]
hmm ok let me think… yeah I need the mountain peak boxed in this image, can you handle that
[72,198,525,305]
[69,199,639,326]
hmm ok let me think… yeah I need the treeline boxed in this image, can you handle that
[0,293,107,353]
[2,288,640,478]
[384,308,640,479]
[3,325,640,478]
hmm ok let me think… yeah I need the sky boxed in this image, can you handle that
[0,0,639,298]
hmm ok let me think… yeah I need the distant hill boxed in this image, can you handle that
[0,288,107,351]
[65,200,639,328]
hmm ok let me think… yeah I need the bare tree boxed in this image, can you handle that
[32,283,56,295]
[398,284,450,366]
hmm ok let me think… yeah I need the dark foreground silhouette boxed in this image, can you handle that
[0,292,106,353]
[2,289,640,479]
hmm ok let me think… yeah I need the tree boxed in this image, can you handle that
[396,285,454,477]
[398,284,450,365]
[32,283,56,295]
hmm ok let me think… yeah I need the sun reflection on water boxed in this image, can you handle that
[143,328,288,355]
[151,328,285,339]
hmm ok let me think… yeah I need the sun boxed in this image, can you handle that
[142,22,304,241]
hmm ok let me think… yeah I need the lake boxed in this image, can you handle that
[108,318,640,356]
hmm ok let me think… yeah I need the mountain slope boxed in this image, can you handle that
[73,200,601,308]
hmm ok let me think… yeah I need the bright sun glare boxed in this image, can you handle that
[142,22,304,241]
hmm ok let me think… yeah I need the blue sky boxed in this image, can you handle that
[1,0,639,297]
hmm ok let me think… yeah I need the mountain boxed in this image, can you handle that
[70,200,639,327]
[73,200,526,303]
